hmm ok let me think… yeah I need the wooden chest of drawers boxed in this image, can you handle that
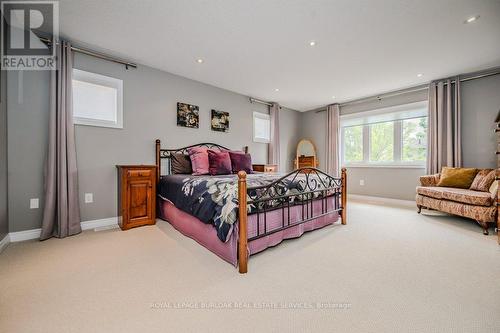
[252,164,278,173]
[116,165,156,230]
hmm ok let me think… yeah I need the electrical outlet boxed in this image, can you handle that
[30,198,39,209]
[84,193,93,204]
[359,180,365,186]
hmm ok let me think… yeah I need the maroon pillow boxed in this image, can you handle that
[228,151,253,174]
[188,147,209,175]
[208,150,232,175]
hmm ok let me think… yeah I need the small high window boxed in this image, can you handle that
[72,69,123,129]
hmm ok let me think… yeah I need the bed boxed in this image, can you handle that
[155,140,347,273]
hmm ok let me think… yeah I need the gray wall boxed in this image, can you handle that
[0,63,8,239]
[7,53,301,232]
[461,74,500,168]
[280,108,302,172]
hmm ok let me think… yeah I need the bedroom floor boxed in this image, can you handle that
[1,200,499,333]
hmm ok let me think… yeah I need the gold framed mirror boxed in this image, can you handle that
[294,139,319,169]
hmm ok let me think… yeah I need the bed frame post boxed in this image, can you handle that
[238,171,248,274]
[155,139,161,183]
[341,168,347,225]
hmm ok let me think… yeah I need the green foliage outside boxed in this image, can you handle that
[344,125,363,162]
[402,117,427,162]
[370,122,394,162]
[343,117,427,164]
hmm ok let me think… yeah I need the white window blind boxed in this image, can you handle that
[73,69,123,129]
[253,112,271,143]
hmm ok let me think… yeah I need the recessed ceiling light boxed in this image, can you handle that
[196,58,204,63]
[331,96,336,99]
[464,15,479,24]
[417,73,423,77]
[309,40,316,46]
[274,88,280,92]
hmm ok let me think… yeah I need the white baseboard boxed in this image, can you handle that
[9,228,42,242]
[81,217,118,231]
[8,217,119,243]
[0,234,10,254]
[348,194,415,208]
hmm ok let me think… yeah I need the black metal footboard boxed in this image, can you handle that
[237,167,347,273]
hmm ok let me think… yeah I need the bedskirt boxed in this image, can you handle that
[158,197,339,267]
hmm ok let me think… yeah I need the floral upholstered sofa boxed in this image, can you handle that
[416,169,498,235]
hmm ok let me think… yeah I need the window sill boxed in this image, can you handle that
[343,164,426,169]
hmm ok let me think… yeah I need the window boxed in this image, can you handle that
[402,117,428,162]
[369,121,394,163]
[343,125,363,163]
[253,112,271,143]
[341,101,428,167]
[72,69,123,128]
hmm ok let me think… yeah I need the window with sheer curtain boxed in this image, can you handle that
[341,101,428,167]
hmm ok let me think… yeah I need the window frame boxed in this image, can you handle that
[72,69,124,129]
[253,111,271,143]
[340,105,428,168]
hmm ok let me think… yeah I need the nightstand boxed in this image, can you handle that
[116,165,156,230]
[252,164,278,173]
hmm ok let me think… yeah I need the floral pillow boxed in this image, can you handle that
[470,169,495,192]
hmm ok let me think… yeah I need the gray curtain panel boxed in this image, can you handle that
[268,102,280,169]
[427,77,462,174]
[40,41,82,240]
[326,104,341,176]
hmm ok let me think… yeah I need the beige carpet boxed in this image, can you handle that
[1,201,499,333]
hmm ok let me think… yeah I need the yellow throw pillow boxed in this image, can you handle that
[437,167,479,189]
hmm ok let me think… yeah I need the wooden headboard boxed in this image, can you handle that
[155,139,248,181]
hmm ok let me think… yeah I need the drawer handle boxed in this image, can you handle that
[127,170,152,177]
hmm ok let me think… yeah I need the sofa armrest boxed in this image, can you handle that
[420,173,440,187]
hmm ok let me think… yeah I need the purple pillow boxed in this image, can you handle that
[228,151,253,174]
[188,147,209,175]
[208,150,232,175]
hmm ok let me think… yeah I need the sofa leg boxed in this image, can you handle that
[476,220,489,235]
[417,205,422,214]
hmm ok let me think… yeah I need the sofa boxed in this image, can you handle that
[415,169,498,235]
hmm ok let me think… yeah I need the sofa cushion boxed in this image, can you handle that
[470,169,495,192]
[416,186,444,199]
[416,186,493,207]
[437,167,478,189]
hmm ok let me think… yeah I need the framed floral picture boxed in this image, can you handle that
[177,102,199,128]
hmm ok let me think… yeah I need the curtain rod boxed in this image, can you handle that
[249,97,273,107]
[39,36,137,69]
[315,69,500,113]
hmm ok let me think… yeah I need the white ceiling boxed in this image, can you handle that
[58,0,500,111]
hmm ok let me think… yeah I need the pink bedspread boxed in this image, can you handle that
[158,197,339,267]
